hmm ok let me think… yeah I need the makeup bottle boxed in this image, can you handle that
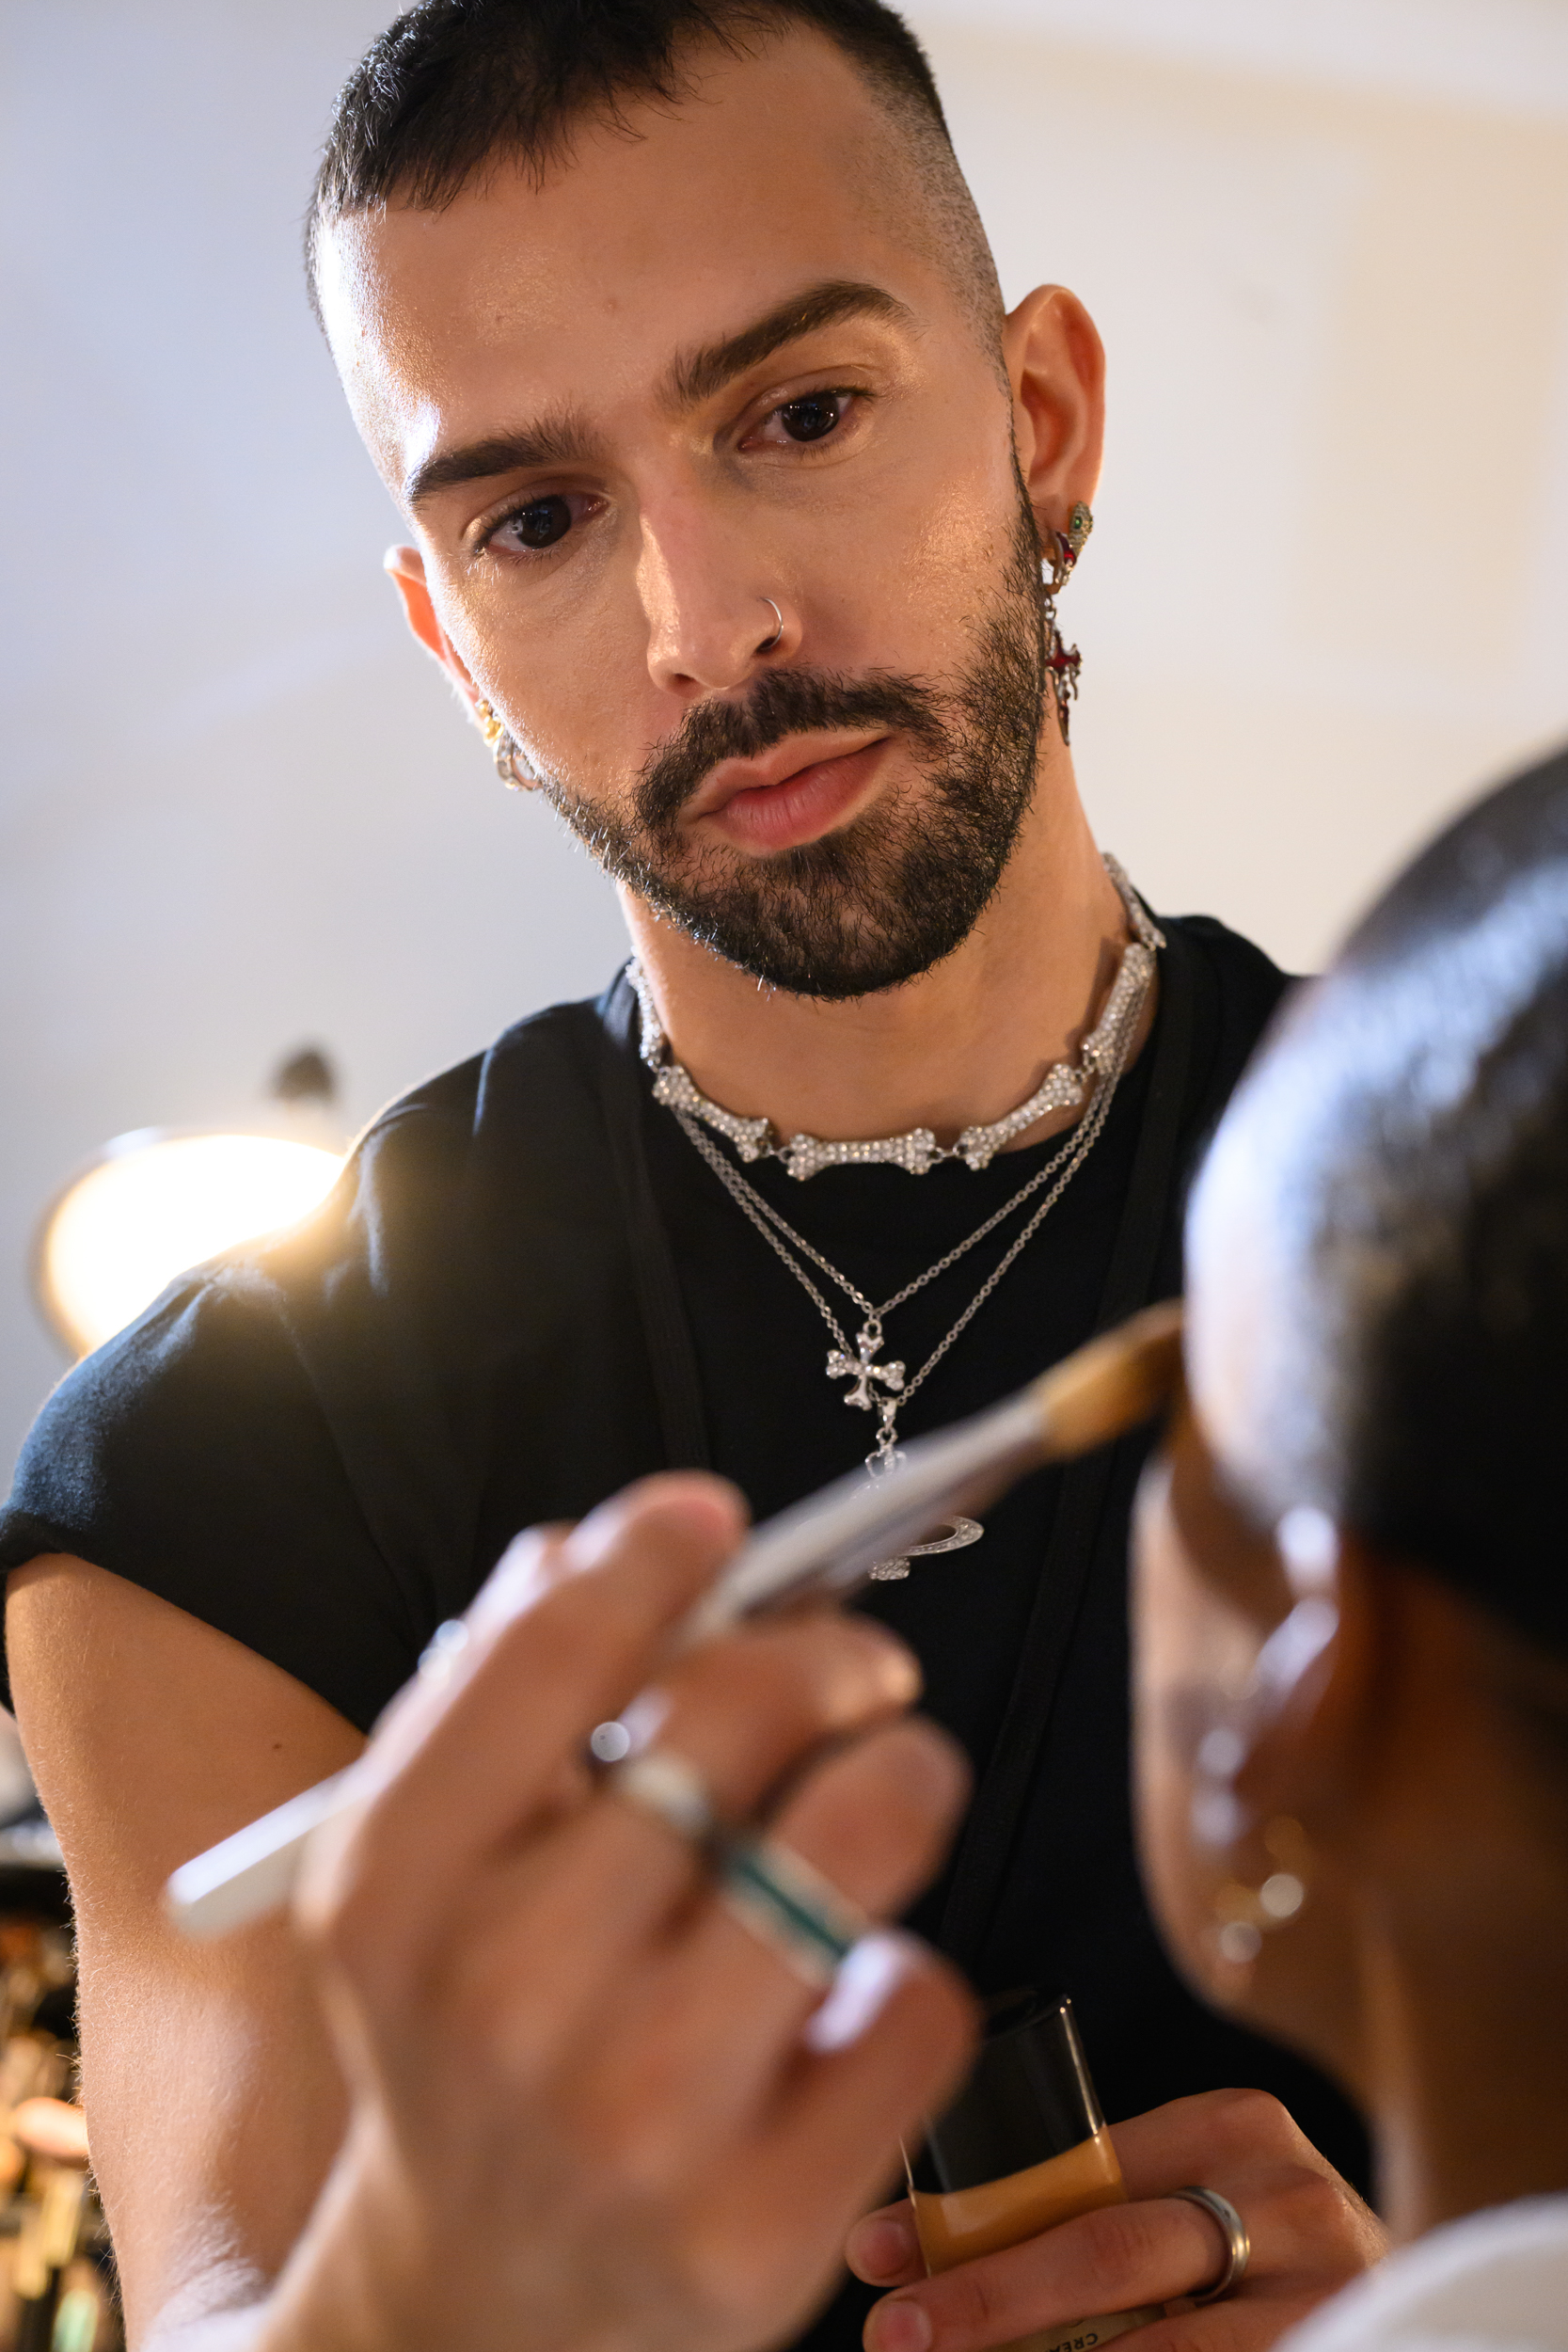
[906,1991,1164,2352]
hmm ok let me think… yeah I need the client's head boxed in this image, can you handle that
[1135,747,1568,2226]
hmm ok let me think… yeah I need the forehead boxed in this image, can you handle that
[318,29,942,486]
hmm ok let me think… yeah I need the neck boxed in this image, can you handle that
[1358,1862,1568,2245]
[621,736,1129,1146]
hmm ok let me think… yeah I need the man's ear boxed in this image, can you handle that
[385,546,482,710]
[1001,285,1105,545]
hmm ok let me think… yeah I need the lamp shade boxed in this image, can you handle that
[35,1129,345,1359]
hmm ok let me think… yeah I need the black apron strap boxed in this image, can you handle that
[935,922,1198,1973]
[597,973,713,1471]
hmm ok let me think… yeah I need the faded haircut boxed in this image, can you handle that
[1195,746,1568,1658]
[305,0,1003,347]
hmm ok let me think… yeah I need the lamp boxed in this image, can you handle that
[33,1049,347,1360]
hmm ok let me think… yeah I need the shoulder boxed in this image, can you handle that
[1162,909,1295,1042]
[348,984,621,1209]
[0,979,637,1717]
[1276,2195,1568,2351]
[1155,909,1296,1145]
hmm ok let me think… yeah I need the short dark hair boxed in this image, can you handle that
[307,0,995,330]
[1211,746,1568,1657]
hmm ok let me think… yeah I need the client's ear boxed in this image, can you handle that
[1196,1524,1383,2084]
[1233,1518,1382,1834]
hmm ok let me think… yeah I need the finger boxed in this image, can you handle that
[863,2193,1243,2352]
[1108,2090,1383,2289]
[1108,2089,1315,2201]
[631,1606,925,1822]
[304,1476,745,1987]
[690,1947,976,2338]
[846,2201,925,2288]
[433,1629,933,2078]
[555,1719,969,2162]
[672,1715,967,2071]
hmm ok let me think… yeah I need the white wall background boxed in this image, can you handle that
[6,0,1568,1479]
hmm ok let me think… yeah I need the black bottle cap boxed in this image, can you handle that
[917,1990,1104,2195]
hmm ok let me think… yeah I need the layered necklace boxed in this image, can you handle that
[631,858,1162,1577]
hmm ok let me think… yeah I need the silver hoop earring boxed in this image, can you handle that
[758,597,784,654]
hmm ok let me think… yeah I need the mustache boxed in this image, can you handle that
[633,666,951,834]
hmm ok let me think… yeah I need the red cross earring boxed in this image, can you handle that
[1042,501,1093,744]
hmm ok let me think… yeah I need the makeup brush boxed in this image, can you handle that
[166,1300,1181,1941]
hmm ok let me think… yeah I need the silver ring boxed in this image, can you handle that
[1168,2186,1250,2304]
[606,1749,718,1845]
[758,596,784,653]
[718,1832,866,1988]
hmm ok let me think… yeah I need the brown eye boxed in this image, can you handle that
[777,393,844,443]
[505,495,574,548]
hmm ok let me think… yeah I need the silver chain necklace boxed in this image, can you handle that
[633,862,1162,1576]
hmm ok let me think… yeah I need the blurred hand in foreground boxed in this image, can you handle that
[242,1472,975,2352]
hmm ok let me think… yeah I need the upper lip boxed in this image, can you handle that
[683,730,890,821]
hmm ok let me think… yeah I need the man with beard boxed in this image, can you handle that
[0,4,1382,2348]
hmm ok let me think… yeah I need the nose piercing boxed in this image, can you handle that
[758,597,784,654]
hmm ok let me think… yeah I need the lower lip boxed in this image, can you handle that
[703,740,893,851]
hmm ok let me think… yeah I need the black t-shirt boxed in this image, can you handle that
[0,912,1369,2345]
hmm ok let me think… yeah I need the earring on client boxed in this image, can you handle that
[473,695,536,790]
[1209,1814,1311,1968]
[1041,501,1093,744]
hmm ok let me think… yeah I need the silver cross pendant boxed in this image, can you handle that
[827,1323,906,1413]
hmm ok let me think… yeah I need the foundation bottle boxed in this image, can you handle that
[906,1991,1164,2352]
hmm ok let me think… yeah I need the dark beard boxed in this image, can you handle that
[537,496,1049,1001]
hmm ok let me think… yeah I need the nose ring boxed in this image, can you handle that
[758,597,784,654]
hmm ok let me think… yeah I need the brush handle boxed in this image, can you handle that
[166,1770,357,1940]
[679,1390,1044,1641]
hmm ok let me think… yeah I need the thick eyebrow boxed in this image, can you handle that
[662,278,914,410]
[402,279,911,511]
[404,407,595,512]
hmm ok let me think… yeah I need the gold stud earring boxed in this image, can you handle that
[1211,1816,1311,1967]
[473,696,536,791]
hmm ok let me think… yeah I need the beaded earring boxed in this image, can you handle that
[473,696,536,790]
[1210,1815,1311,1968]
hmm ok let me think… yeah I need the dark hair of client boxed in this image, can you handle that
[1236,746,1568,1697]
[306,0,998,332]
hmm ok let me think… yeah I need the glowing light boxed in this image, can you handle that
[37,1131,344,1359]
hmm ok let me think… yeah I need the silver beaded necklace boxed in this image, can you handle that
[631,861,1162,1577]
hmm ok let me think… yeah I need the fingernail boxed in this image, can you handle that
[848,2212,918,2280]
[569,1480,740,1574]
[844,1618,923,1701]
[467,1528,563,1634]
[867,2298,932,2352]
[804,1932,921,2054]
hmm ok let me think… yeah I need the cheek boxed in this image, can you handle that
[1131,1470,1259,2004]
[888,446,1025,615]
[434,564,656,790]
